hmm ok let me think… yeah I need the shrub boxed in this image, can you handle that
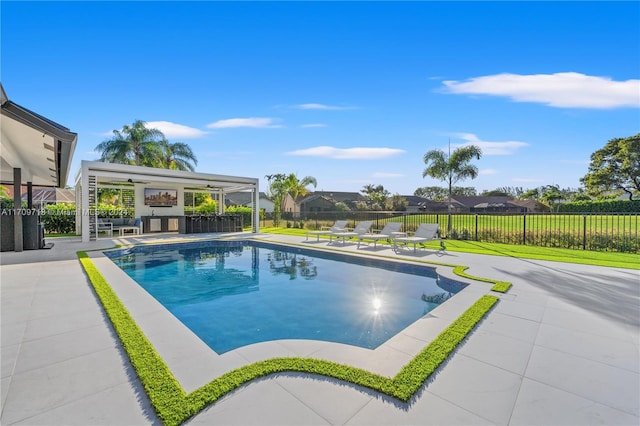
[194,198,218,214]
[226,205,253,227]
[558,199,640,213]
[41,203,76,234]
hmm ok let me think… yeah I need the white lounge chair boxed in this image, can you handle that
[306,220,349,241]
[357,221,402,248]
[394,223,444,253]
[330,220,373,245]
[97,218,113,237]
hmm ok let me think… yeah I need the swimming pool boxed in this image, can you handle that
[106,240,467,354]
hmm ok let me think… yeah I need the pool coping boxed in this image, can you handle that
[89,233,497,393]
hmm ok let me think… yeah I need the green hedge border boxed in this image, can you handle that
[78,246,502,425]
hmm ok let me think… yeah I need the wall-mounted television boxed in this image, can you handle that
[144,188,178,207]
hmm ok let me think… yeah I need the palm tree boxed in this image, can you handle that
[422,143,482,235]
[158,139,198,171]
[285,173,317,203]
[266,173,288,226]
[95,120,164,166]
[284,173,317,225]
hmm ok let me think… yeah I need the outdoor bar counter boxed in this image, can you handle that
[141,214,243,234]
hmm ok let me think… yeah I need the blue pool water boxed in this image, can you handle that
[105,240,467,354]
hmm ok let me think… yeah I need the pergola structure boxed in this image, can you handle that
[75,161,260,242]
[1,83,77,251]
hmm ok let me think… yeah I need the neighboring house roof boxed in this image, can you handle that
[399,195,446,210]
[450,196,515,208]
[298,194,336,204]
[401,195,428,205]
[472,201,521,209]
[225,191,269,205]
[512,199,551,212]
[304,191,366,204]
[224,192,271,206]
[22,187,75,204]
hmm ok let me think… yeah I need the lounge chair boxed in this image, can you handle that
[394,223,444,253]
[306,220,349,241]
[357,221,402,248]
[97,218,113,237]
[330,220,373,245]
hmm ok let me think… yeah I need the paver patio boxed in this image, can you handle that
[1,233,638,425]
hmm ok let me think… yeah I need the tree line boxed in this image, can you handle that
[91,122,638,217]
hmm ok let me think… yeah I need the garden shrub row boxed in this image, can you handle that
[40,203,76,234]
[558,199,640,213]
[448,227,639,253]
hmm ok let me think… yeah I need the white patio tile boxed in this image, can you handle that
[475,311,541,344]
[0,348,133,425]
[399,315,451,343]
[542,306,634,342]
[510,378,640,426]
[12,324,119,375]
[234,339,326,363]
[21,306,105,343]
[491,297,546,322]
[525,345,640,417]
[346,391,495,425]
[185,378,331,425]
[384,330,434,356]
[535,323,640,372]
[274,373,374,425]
[1,376,11,412]
[425,354,522,424]
[11,381,158,426]
[1,343,20,379]
[170,350,248,394]
[456,329,535,375]
[0,322,27,349]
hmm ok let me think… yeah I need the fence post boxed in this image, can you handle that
[583,214,587,250]
[523,213,526,245]
[475,214,478,241]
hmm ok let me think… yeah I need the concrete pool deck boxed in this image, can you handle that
[1,232,638,425]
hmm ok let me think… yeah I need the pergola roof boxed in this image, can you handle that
[0,83,77,187]
[77,161,258,193]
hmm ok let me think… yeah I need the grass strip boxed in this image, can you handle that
[78,250,498,425]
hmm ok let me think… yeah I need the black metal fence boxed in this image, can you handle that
[272,211,640,253]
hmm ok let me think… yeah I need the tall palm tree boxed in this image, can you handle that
[158,139,198,171]
[423,143,482,235]
[285,173,317,203]
[95,120,164,166]
[266,173,288,226]
[285,173,317,223]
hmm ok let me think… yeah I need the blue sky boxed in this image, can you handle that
[2,1,639,196]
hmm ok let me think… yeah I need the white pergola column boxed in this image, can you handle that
[80,162,90,242]
[253,184,260,233]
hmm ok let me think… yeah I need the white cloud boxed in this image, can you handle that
[479,169,498,175]
[300,123,328,128]
[207,117,283,129]
[286,146,405,159]
[441,72,640,109]
[293,103,358,110]
[146,121,208,139]
[372,172,405,178]
[452,133,528,155]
